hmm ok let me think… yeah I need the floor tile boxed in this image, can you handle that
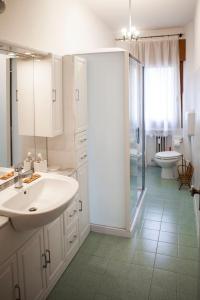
[157,241,178,257]
[178,245,199,261]
[135,238,158,253]
[140,228,160,241]
[159,231,178,244]
[161,222,178,234]
[132,250,156,267]
[143,220,161,230]
[48,167,200,300]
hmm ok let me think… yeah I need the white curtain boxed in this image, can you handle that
[118,38,181,136]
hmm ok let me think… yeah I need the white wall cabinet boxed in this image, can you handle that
[34,55,63,137]
[17,55,63,137]
[17,58,35,136]
[0,255,18,300]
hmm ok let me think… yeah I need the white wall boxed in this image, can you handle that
[183,0,200,187]
[0,0,114,55]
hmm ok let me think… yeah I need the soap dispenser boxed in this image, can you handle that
[24,152,33,171]
[34,153,48,172]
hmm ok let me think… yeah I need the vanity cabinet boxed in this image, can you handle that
[17,230,46,300]
[63,54,90,245]
[77,164,90,245]
[0,254,18,300]
[43,215,64,288]
[0,194,89,300]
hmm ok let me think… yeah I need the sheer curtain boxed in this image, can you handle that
[118,38,181,136]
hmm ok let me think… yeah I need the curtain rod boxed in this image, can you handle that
[115,33,184,41]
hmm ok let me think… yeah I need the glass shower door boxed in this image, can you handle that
[129,57,145,220]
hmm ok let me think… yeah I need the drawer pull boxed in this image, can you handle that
[69,240,73,244]
[42,253,47,269]
[15,284,21,300]
[80,154,87,160]
[79,200,83,212]
[73,234,77,239]
[80,138,87,143]
[46,249,51,264]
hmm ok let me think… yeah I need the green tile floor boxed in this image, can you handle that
[48,167,200,300]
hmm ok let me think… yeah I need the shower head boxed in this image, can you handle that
[0,0,6,14]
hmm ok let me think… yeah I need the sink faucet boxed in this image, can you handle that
[14,164,33,189]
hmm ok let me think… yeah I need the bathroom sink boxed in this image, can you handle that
[0,173,79,231]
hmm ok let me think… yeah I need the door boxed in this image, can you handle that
[77,164,90,244]
[44,216,64,286]
[0,255,19,300]
[74,56,88,133]
[129,58,145,220]
[18,230,46,300]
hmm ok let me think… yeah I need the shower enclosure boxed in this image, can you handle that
[81,49,145,236]
[129,56,145,220]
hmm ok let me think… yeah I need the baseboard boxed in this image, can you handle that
[90,224,132,238]
[193,195,200,241]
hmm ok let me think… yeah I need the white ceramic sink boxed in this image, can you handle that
[0,173,79,231]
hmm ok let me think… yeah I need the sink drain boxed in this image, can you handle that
[29,207,37,212]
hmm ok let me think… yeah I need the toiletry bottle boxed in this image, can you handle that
[34,153,47,172]
[24,152,33,171]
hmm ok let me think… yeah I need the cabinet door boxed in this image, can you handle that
[17,58,34,136]
[44,216,64,287]
[52,56,63,136]
[0,255,19,300]
[18,230,46,300]
[77,164,90,244]
[34,55,63,137]
[74,57,88,133]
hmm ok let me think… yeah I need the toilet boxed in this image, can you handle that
[154,151,182,179]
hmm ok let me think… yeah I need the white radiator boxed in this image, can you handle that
[156,136,168,152]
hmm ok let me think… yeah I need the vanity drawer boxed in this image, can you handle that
[64,197,79,230]
[75,131,88,149]
[76,147,88,167]
[66,222,79,253]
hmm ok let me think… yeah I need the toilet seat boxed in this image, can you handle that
[155,151,182,160]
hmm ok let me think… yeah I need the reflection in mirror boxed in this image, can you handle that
[0,41,48,179]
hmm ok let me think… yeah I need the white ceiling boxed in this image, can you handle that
[83,0,197,32]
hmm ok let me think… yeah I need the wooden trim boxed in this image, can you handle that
[179,39,186,128]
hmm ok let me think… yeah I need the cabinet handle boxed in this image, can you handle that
[16,90,19,102]
[73,234,77,239]
[75,89,80,101]
[52,89,56,102]
[42,253,47,268]
[46,249,51,264]
[15,284,21,300]
[69,240,73,244]
[80,154,87,160]
[79,200,83,212]
[80,138,87,143]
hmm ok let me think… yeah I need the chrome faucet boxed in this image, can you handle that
[14,164,33,189]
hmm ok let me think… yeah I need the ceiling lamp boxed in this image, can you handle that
[121,0,140,40]
[0,0,6,14]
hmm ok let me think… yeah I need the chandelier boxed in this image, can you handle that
[121,0,140,40]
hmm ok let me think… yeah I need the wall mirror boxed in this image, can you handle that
[0,41,48,179]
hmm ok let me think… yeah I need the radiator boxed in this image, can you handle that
[156,136,167,152]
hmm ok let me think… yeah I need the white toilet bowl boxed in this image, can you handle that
[154,151,182,179]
